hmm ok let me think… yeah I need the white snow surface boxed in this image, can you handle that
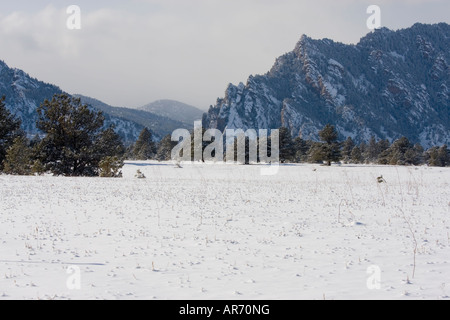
[0,162,449,300]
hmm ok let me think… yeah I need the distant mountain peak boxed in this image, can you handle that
[139,99,204,126]
[77,95,190,141]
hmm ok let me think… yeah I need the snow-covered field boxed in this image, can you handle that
[0,162,449,300]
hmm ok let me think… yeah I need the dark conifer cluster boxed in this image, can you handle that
[277,125,449,167]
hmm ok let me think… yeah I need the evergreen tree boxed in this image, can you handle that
[293,137,311,163]
[378,150,390,165]
[414,143,425,165]
[308,142,328,164]
[426,147,438,166]
[437,145,450,167]
[365,136,380,163]
[278,127,295,163]
[2,136,33,175]
[359,142,367,162]
[342,137,355,164]
[319,124,339,145]
[156,134,178,161]
[0,96,21,171]
[95,125,126,160]
[317,124,341,166]
[133,128,156,160]
[376,139,391,163]
[36,94,105,176]
[351,146,363,164]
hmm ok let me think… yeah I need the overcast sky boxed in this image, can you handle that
[0,0,448,110]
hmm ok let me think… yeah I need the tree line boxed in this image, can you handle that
[152,124,449,167]
[1,94,449,177]
[276,125,449,167]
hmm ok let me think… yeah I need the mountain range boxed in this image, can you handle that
[0,59,196,143]
[203,23,449,148]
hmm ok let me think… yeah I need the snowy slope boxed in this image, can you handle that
[0,163,449,300]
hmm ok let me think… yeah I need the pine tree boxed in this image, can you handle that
[437,145,450,167]
[95,125,126,159]
[278,127,295,163]
[376,139,391,163]
[359,142,368,162]
[351,146,363,164]
[133,128,156,160]
[3,136,32,175]
[0,96,21,171]
[36,94,105,176]
[317,124,341,166]
[293,137,310,163]
[342,137,355,164]
[413,144,425,165]
[426,147,438,166]
[94,126,126,176]
[308,142,328,164]
[319,124,338,145]
[365,136,380,163]
[156,134,177,161]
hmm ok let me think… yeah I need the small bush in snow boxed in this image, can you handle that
[135,169,146,179]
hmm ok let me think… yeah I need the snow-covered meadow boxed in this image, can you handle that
[0,162,449,300]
